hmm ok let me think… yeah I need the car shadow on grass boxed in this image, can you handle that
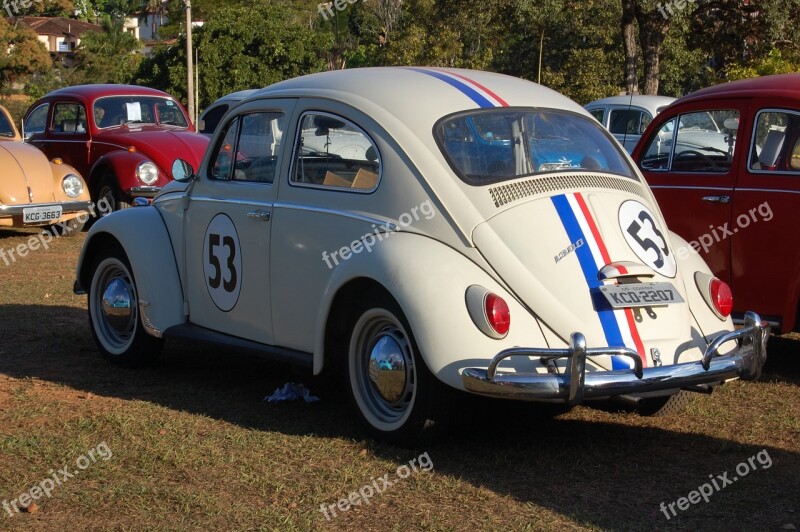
[0,303,797,531]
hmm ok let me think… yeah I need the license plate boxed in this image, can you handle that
[23,206,62,224]
[599,282,684,308]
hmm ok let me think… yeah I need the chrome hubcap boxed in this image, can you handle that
[101,278,133,335]
[368,334,408,404]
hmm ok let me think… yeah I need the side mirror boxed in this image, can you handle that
[172,159,195,182]
[723,117,740,131]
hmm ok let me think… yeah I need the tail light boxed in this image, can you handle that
[695,272,733,319]
[485,293,510,336]
[466,286,510,339]
[710,277,733,317]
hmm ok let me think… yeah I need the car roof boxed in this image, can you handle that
[585,95,676,110]
[245,67,587,132]
[212,89,259,105]
[42,84,175,101]
[677,73,800,104]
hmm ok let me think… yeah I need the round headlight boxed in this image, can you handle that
[62,174,84,198]
[136,161,159,185]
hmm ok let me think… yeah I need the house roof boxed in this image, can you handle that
[14,16,103,38]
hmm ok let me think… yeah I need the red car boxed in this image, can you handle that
[633,73,800,333]
[23,85,209,212]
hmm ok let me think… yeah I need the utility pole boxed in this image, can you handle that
[185,0,194,126]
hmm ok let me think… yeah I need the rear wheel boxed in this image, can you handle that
[635,391,693,417]
[347,296,447,443]
[88,245,162,367]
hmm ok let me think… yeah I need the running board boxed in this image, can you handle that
[163,323,313,369]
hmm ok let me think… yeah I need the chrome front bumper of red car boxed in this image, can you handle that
[460,312,769,404]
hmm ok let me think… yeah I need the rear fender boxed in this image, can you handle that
[313,232,548,390]
[76,207,185,336]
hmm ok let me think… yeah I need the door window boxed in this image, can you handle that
[588,108,605,124]
[291,112,381,191]
[209,112,286,183]
[749,110,800,172]
[24,103,49,138]
[609,109,648,135]
[52,103,88,134]
[640,118,677,171]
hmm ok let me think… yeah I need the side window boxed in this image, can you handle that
[609,109,644,135]
[588,108,605,124]
[640,118,677,171]
[671,110,739,173]
[52,103,88,134]
[199,104,228,134]
[750,110,800,172]
[292,113,380,191]
[25,104,49,138]
[209,112,285,183]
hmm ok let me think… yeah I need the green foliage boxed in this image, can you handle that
[726,48,800,81]
[0,18,51,94]
[75,17,142,84]
[137,4,329,110]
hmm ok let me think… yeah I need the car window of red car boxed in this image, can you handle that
[642,110,739,174]
[291,112,381,191]
[24,103,49,138]
[52,103,88,134]
[749,110,800,172]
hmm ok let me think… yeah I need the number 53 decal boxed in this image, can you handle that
[203,214,242,311]
[619,200,676,278]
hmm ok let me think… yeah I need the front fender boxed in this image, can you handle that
[91,151,169,192]
[75,207,184,336]
[313,232,549,390]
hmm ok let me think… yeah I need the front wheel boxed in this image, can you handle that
[347,298,446,443]
[95,176,131,216]
[88,245,163,367]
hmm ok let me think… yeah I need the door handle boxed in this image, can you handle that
[702,195,731,204]
[246,209,271,221]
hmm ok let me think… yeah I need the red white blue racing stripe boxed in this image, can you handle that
[551,192,646,369]
[406,67,509,108]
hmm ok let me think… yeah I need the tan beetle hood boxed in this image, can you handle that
[0,141,56,206]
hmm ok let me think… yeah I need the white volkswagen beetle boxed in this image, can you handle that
[74,68,768,442]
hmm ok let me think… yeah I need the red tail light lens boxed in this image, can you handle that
[485,293,510,336]
[710,278,733,317]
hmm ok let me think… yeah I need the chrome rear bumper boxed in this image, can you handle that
[0,201,92,216]
[461,311,769,404]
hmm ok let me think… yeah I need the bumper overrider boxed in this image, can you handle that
[461,311,769,405]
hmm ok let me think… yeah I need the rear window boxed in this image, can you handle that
[0,110,14,138]
[435,108,636,185]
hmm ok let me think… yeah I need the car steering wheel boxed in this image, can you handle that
[676,150,721,171]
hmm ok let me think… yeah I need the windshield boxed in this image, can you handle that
[435,109,636,185]
[0,110,15,138]
[94,96,189,129]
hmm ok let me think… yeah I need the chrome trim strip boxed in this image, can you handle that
[735,187,800,195]
[461,311,768,402]
[648,185,733,191]
[272,201,397,230]
[189,196,275,209]
[0,200,92,215]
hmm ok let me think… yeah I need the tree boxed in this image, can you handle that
[74,17,142,84]
[137,4,328,110]
[0,18,51,95]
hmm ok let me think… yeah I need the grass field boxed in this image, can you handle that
[0,227,798,531]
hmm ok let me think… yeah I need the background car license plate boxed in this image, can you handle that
[23,206,62,224]
[599,282,684,308]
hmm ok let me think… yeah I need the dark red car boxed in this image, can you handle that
[23,85,209,212]
[633,73,800,333]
